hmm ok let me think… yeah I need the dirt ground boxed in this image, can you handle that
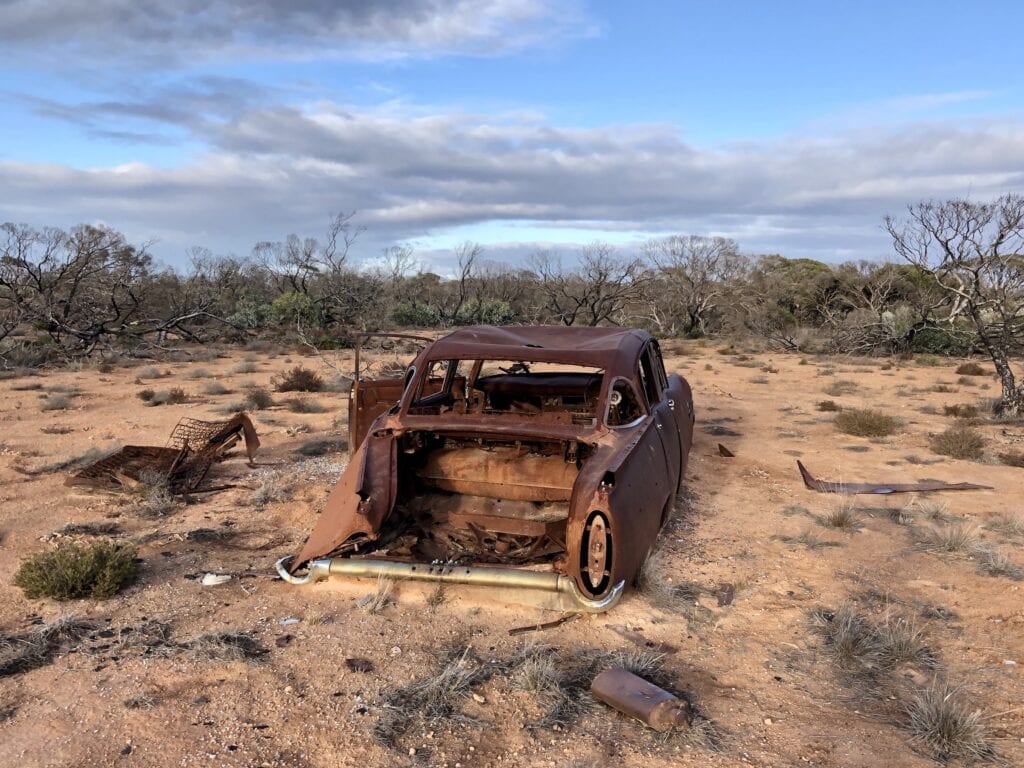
[1,342,1022,768]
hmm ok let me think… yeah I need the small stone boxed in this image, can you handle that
[200,573,231,586]
[763,717,773,725]
[284,686,293,694]
[408,748,416,756]
[279,617,300,625]
[390,646,402,656]
[472,693,485,704]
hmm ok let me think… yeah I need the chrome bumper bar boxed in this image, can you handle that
[275,556,624,613]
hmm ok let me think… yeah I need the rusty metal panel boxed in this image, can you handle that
[797,460,993,494]
[66,412,259,494]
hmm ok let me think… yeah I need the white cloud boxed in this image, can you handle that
[0,0,595,65]
[2,104,1023,265]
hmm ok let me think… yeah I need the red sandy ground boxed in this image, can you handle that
[0,343,1021,767]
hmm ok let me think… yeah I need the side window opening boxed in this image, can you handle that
[607,379,645,427]
[638,345,661,407]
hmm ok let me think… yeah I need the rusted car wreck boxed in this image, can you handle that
[277,326,694,612]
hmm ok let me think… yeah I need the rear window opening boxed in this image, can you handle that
[408,359,604,426]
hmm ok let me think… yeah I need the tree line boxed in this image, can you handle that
[3,196,1023,413]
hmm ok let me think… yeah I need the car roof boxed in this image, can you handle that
[421,325,652,375]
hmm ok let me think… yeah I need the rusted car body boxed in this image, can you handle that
[277,326,694,612]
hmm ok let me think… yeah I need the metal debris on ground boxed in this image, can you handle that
[66,412,259,494]
[507,613,581,636]
[345,658,374,673]
[797,460,993,495]
[590,667,691,731]
[606,624,679,654]
[200,574,232,586]
[717,443,735,457]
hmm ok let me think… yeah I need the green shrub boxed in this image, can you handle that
[13,542,138,600]
[930,426,986,460]
[834,409,899,437]
[274,365,324,392]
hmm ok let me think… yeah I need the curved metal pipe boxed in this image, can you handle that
[274,556,624,613]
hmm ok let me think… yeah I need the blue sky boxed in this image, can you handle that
[2,1,1023,270]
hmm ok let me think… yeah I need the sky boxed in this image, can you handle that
[2,0,1024,271]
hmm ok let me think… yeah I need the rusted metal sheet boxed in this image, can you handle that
[282,325,695,612]
[66,413,259,494]
[591,668,691,731]
[797,460,993,495]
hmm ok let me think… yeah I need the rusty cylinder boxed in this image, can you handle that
[590,667,691,732]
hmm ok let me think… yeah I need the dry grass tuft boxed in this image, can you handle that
[135,365,163,380]
[875,616,937,668]
[983,512,1024,538]
[40,393,73,411]
[360,577,395,614]
[811,605,882,670]
[914,525,982,555]
[283,396,328,413]
[250,473,291,509]
[823,379,859,396]
[13,542,138,600]
[997,450,1024,468]
[295,438,347,456]
[50,521,122,537]
[973,546,1024,580]
[274,365,324,392]
[199,381,231,396]
[929,425,986,460]
[834,409,899,437]
[145,388,188,406]
[244,387,275,410]
[904,498,952,524]
[905,684,993,762]
[134,483,179,518]
[37,444,119,474]
[954,362,987,376]
[774,528,843,550]
[811,604,936,674]
[942,403,979,418]
[816,400,841,412]
[426,583,446,610]
[230,361,258,374]
[816,501,862,532]
[182,632,267,662]
[374,645,502,747]
[0,616,92,677]
[636,549,706,612]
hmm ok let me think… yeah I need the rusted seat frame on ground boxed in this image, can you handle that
[66,413,259,493]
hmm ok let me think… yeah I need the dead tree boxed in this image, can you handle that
[643,235,748,336]
[886,195,1024,415]
[532,245,648,326]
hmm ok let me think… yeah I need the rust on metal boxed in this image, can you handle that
[797,460,993,495]
[67,412,259,493]
[507,613,580,636]
[606,624,680,654]
[282,325,695,612]
[590,667,691,731]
